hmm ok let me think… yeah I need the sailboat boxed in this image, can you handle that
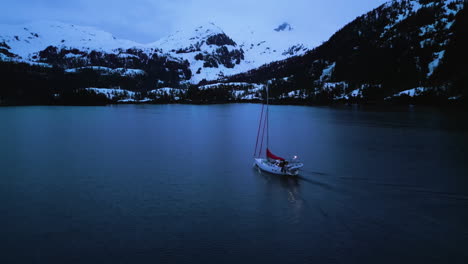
[253,86,303,176]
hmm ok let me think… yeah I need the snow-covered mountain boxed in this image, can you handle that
[0,20,310,85]
[0,21,140,59]
[223,0,467,103]
[230,23,308,72]
[147,22,245,84]
[3,0,464,106]
[145,22,309,83]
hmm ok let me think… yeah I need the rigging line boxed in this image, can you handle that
[254,103,265,157]
[266,103,269,149]
[266,85,269,149]
[259,106,268,157]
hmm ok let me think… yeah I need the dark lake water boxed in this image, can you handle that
[1,104,468,263]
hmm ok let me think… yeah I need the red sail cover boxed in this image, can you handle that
[266,148,285,161]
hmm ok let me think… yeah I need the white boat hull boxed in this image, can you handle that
[254,158,303,176]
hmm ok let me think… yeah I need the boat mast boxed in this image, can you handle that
[253,104,264,157]
[254,83,270,158]
[266,84,269,150]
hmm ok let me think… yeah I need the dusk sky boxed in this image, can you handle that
[2,0,388,45]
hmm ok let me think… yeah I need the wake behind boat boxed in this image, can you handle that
[253,86,303,176]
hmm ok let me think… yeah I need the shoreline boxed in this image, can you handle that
[1,100,466,110]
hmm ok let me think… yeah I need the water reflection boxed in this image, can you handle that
[261,172,300,192]
[255,167,306,222]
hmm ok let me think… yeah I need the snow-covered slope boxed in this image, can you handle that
[229,23,309,67]
[0,21,141,60]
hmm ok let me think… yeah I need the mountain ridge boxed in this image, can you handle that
[0,20,310,85]
[221,0,467,104]
[1,0,466,106]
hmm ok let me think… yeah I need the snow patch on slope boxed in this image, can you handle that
[320,62,336,82]
[149,87,187,100]
[384,87,430,100]
[199,82,264,100]
[66,66,146,76]
[85,87,135,99]
[427,50,445,77]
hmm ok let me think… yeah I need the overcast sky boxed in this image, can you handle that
[1,0,388,45]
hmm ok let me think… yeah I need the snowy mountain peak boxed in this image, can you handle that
[274,22,293,32]
[0,20,140,59]
[151,22,233,51]
[195,22,225,35]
